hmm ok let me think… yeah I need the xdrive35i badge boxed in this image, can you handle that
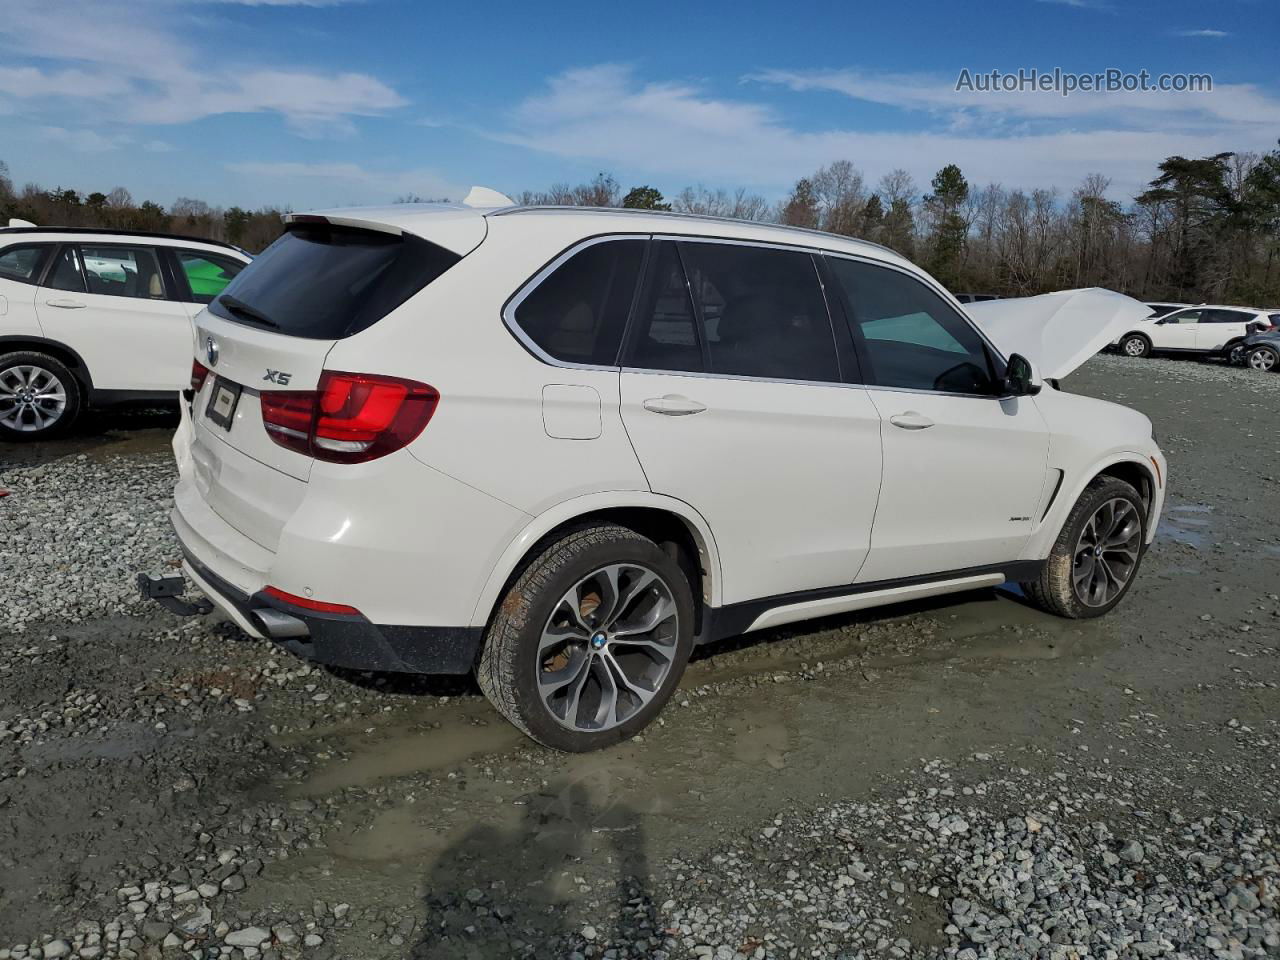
[205,337,218,367]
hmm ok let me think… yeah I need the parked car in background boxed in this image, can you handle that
[0,223,251,439]
[1113,304,1275,364]
[1242,328,1280,372]
[954,293,1001,303]
[145,195,1166,752]
[1143,302,1193,319]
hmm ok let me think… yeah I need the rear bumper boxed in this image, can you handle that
[177,543,482,675]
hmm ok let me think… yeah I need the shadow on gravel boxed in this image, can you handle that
[409,781,653,958]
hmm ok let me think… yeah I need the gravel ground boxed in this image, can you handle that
[0,354,1277,959]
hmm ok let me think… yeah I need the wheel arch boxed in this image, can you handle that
[470,492,722,632]
[1029,453,1162,559]
[0,335,94,394]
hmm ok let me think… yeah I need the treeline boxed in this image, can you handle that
[0,162,284,253]
[4,145,1279,304]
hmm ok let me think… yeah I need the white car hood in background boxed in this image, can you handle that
[964,288,1151,380]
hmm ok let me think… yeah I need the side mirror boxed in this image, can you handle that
[1003,353,1042,397]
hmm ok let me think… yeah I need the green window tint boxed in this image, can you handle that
[179,251,244,304]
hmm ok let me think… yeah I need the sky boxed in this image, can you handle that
[1,0,1278,212]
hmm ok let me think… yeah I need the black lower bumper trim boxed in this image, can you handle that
[178,547,482,675]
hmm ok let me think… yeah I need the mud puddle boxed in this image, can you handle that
[1159,502,1216,548]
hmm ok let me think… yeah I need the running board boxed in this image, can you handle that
[744,573,1005,633]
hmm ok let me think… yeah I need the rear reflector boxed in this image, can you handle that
[191,359,210,393]
[263,585,361,616]
[260,371,439,463]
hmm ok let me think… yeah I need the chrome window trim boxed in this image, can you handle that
[504,231,1005,399]
[619,365,999,399]
[501,233,651,372]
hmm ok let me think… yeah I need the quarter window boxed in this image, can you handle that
[829,257,996,394]
[46,246,86,293]
[178,251,245,304]
[512,239,644,365]
[80,245,167,300]
[0,244,51,285]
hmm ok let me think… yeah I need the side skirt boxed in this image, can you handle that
[697,560,1045,644]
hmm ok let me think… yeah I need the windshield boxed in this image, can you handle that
[207,224,460,340]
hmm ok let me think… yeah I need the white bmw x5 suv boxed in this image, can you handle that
[154,195,1166,751]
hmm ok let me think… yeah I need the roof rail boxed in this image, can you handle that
[0,225,250,255]
[488,205,902,257]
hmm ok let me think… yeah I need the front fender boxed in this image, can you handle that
[468,491,724,627]
[1023,449,1166,561]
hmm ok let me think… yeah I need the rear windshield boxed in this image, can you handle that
[207,224,460,340]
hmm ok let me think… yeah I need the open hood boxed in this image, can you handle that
[964,288,1151,380]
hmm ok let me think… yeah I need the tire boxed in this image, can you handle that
[1224,341,1248,366]
[1247,345,1278,373]
[477,524,696,752]
[0,351,82,441]
[1021,477,1147,619]
[1119,334,1151,358]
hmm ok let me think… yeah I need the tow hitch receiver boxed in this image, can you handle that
[137,572,214,617]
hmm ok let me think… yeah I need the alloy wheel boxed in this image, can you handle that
[0,365,68,433]
[1249,348,1277,372]
[1072,498,1143,608]
[536,563,679,732]
[1228,344,1246,365]
[1123,338,1146,357]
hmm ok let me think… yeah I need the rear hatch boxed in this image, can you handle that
[189,212,477,551]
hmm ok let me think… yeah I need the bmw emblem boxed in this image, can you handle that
[206,336,219,367]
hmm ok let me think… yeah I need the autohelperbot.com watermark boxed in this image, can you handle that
[956,68,1212,96]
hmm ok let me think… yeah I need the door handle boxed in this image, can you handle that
[889,411,934,430]
[45,298,86,309]
[642,395,707,416]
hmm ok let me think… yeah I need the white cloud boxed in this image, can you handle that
[0,0,405,135]
[497,64,1280,199]
[750,67,1280,129]
[38,126,132,152]
[1176,28,1230,38]
[1035,0,1110,8]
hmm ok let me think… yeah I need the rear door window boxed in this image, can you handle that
[677,241,839,382]
[510,239,643,365]
[208,224,460,340]
[1205,309,1252,324]
[0,244,51,284]
[79,244,167,300]
[178,251,246,304]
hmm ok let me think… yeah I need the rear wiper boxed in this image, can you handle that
[217,295,279,329]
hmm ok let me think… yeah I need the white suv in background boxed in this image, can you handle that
[150,196,1167,752]
[0,224,251,439]
[1115,304,1277,364]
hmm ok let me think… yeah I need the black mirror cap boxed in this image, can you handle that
[1003,353,1041,397]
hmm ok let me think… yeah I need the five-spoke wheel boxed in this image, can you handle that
[537,563,680,732]
[478,524,695,751]
[1071,497,1143,608]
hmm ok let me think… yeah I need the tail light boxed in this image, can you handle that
[191,359,210,393]
[260,371,439,463]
